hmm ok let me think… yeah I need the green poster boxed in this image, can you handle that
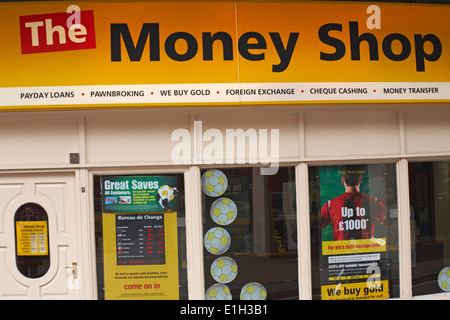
[102,176,178,213]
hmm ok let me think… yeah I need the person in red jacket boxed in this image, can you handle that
[321,165,386,241]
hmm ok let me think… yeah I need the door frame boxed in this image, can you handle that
[0,169,88,299]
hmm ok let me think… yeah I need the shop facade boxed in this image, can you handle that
[0,1,449,300]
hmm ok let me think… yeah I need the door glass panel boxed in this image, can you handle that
[409,161,450,296]
[309,164,400,300]
[94,174,188,300]
[14,203,50,279]
[201,167,298,300]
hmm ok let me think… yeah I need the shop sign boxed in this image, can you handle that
[0,1,449,109]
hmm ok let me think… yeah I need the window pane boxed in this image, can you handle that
[409,161,450,296]
[309,164,399,300]
[202,167,298,300]
[93,174,188,300]
[14,203,50,279]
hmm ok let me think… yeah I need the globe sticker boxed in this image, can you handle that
[438,266,450,292]
[240,282,267,300]
[201,169,228,197]
[210,197,238,226]
[210,256,238,284]
[205,283,232,300]
[203,227,231,255]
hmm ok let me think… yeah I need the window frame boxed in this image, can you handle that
[406,158,450,299]
[89,158,450,300]
[300,158,450,300]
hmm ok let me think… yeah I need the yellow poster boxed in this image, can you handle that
[102,211,179,300]
[16,221,49,256]
[322,280,389,300]
[322,238,387,255]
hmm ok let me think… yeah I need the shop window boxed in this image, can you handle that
[309,164,400,300]
[14,203,50,279]
[201,167,298,300]
[93,174,188,300]
[409,161,450,296]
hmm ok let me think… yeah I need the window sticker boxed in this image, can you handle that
[16,221,48,256]
[101,175,180,300]
[318,165,392,300]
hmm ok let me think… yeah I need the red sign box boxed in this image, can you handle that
[20,10,96,54]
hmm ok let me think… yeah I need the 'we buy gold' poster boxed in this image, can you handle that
[318,165,393,300]
[101,176,180,300]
